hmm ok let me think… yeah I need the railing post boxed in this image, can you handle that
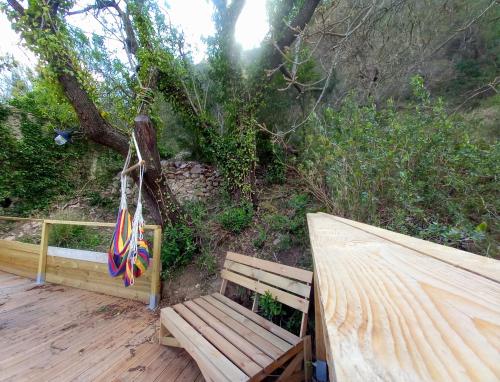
[149,226,162,309]
[36,221,50,284]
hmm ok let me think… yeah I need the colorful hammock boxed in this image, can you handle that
[108,134,150,287]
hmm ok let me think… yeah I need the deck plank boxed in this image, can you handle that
[0,271,202,382]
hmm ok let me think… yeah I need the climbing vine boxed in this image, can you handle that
[130,0,259,203]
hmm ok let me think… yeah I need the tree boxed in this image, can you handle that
[2,0,321,226]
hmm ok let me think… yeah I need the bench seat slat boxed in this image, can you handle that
[209,293,301,345]
[161,307,248,382]
[203,295,292,352]
[174,303,261,377]
[185,300,274,367]
[192,298,281,361]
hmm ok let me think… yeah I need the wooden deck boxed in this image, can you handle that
[0,271,202,382]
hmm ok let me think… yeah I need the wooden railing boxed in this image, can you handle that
[0,216,162,309]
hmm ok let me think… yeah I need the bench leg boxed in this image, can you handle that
[276,336,311,382]
[304,335,312,382]
[276,351,304,382]
[159,320,182,348]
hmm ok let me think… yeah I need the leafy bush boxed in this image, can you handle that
[218,203,253,233]
[258,290,302,334]
[259,291,283,321]
[297,75,499,256]
[253,226,267,248]
[184,200,207,228]
[264,213,290,232]
[287,194,309,243]
[0,105,82,214]
[87,191,115,209]
[161,223,197,274]
[288,193,309,212]
[196,250,217,276]
[0,78,87,215]
[276,234,292,252]
[160,201,207,278]
[262,194,311,250]
[49,224,107,251]
[265,160,286,185]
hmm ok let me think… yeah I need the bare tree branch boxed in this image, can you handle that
[452,77,499,114]
[432,0,498,56]
[6,0,24,15]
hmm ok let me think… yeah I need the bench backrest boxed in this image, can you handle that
[220,252,313,336]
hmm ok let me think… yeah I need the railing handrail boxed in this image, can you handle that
[0,216,160,230]
[0,216,43,222]
[43,219,161,230]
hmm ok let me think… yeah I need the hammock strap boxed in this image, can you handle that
[120,146,132,211]
[126,132,145,286]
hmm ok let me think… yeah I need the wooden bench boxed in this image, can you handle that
[159,251,313,382]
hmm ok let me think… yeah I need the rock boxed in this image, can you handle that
[191,165,204,174]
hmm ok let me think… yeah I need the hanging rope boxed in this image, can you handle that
[108,133,151,287]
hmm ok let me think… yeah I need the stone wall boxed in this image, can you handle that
[161,161,221,202]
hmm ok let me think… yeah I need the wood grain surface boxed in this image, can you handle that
[307,213,500,382]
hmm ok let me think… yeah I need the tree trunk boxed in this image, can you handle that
[133,115,185,226]
[58,73,129,156]
[57,73,183,227]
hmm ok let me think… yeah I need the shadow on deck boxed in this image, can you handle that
[0,271,202,382]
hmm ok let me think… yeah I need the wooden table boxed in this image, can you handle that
[307,212,500,382]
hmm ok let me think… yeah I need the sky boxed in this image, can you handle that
[0,0,269,67]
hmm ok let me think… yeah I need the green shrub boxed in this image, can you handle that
[0,111,79,213]
[264,213,290,232]
[253,226,267,248]
[160,201,206,277]
[87,191,114,209]
[265,160,286,185]
[0,84,86,215]
[49,224,106,251]
[288,193,309,212]
[297,75,499,256]
[259,291,283,321]
[161,223,197,274]
[184,200,207,228]
[263,195,310,248]
[258,291,302,334]
[288,193,309,244]
[276,234,292,252]
[286,310,303,334]
[218,203,253,233]
[265,145,286,185]
[196,250,217,275]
